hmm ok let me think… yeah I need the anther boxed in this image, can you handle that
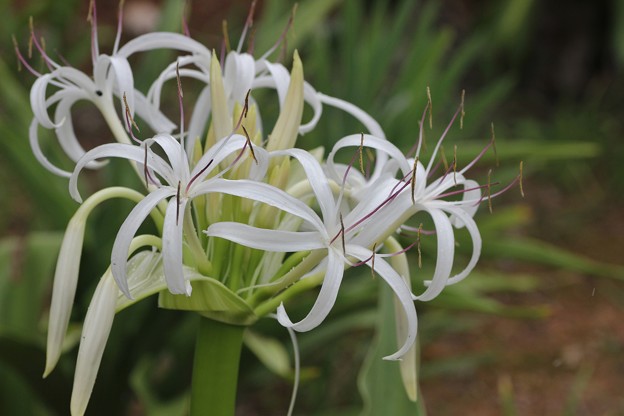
[123,92,140,142]
[241,125,258,163]
[440,145,449,171]
[410,157,419,204]
[371,242,377,279]
[222,20,231,52]
[339,213,346,255]
[358,133,365,174]
[460,89,466,130]
[490,122,499,167]
[426,86,433,129]
[453,144,457,184]
[487,169,493,214]
[28,16,34,58]
[417,223,423,269]
[519,161,525,198]
[176,181,181,225]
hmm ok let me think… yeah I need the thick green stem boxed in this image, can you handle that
[191,317,245,416]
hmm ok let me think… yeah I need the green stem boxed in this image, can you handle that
[191,317,245,416]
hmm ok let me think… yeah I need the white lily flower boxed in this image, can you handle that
[205,148,418,360]
[24,1,220,177]
[69,133,269,297]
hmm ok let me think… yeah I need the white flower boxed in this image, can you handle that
[69,133,269,297]
[205,148,418,360]
[25,1,214,176]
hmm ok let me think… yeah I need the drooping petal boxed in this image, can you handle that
[69,143,173,202]
[277,249,344,331]
[205,222,324,252]
[111,188,175,297]
[413,207,455,301]
[44,216,86,377]
[70,269,117,416]
[161,197,192,295]
[133,90,176,134]
[347,244,418,361]
[430,204,482,286]
[29,119,73,177]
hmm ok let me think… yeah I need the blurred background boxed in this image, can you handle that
[1,0,623,415]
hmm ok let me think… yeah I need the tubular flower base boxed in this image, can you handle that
[18,2,520,415]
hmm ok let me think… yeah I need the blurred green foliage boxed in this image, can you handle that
[1,0,622,415]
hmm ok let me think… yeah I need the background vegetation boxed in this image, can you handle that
[1,0,623,414]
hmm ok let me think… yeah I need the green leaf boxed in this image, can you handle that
[0,232,63,340]
[357,284,426,416]
[244,329,292,379]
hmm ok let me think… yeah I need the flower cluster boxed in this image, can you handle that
[18,2,518,415]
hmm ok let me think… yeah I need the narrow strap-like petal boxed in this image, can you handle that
[205,222,324,252]
[277,249,343,332]
[111,188,174,297]
[162,198,192,295]
[70,270,117,416]
[347,244,418,360]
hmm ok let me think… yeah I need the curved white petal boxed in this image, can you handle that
[347,244,418,360]
[29,119,72,177]
[117,32,210,57]
[277,249,343,332]
[191,179,325,232]
[162,197,192,295]
[70,270,117,416]
[414,207,455,301]
[70,143,173,202]
[111,188,175,297]
[205,222,324,252]
[134,90,176,134]
[186,86,212,157]
[430,204,482,286]
[273,148,335,224]
[224,52,256,105]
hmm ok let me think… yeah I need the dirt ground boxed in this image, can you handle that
[420,196,624,415]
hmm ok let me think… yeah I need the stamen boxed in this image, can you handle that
[339,213,346,255]
[247,26,257,55]
[12,36,41,76]
[176,181,181,225]
[241,126,258,164]
[261,3,297,61]
[359,133,365,175]
[519,161,525,198]
[426,86,433,129]
[87,0,99,64]
[371,242,377,278]
[28,18,56,72]
[491,122,499,167]
[453,144,457,185]
[142,143,158,186]
[176,61,185,144]
[487,169,493,213]
[460,89,466,130]
[113,0,126,54]
[410,157,419,204]
[181,0,191,37]
[417,223,423,268]
[123,92,140,142]
[237,0,257,53]
[440,145,449,171]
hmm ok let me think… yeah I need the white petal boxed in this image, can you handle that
[186,86,212,157]
[44,216,86,377]
[162,197,191,295]
[70,143,173,202]
[117,32,210,57]
[111,188,174,297]
[191,179,325,232]
[70,270,117,416]
[431,204,481,286]
[29,119,72,177]
[318,93,385,139]
[133,90,176,134]
[273,148,335,224]
[205,222,324,252]
[224,52,256,105]
[277,249,343,331]
[347,244,418,360]
[414,208,455,301]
